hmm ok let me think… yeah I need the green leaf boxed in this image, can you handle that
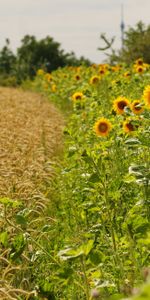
[0,231,8,247]
[0,197,22,207]
[58,240,94,261]
[81,150,92,165]
[125,138,141,145]
[42,225,52,232]
[15,214,27,226]
[89,173,100,183]
[68,146,77,157]
[90,249,105,265]
[82,239,94,256]
[58,247,84,260]
[123,174,136,183]
[10,234,26,260]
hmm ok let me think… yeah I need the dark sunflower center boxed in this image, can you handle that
[76,75,80,80]
[98,122,108,132]
[137,60,143,65]
[125,72,130,77]
[138,67,143,72]
[92,77,99,83]
[126,123,134,131]
[76,95,82,100]
[118,101,127,110]
[99,69,105,74]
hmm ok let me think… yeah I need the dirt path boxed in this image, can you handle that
[0,87,64,202]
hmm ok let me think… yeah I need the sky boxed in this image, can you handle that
[1,0,150,63]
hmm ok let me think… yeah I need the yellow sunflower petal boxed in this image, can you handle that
[94,118,112,137]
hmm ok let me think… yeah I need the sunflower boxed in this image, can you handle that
[45,73,52,82]
[99,68,105,75]
[76,66,81,72]
[123,119,135,133]
[123,71,131,78]
[94,118,112,137]
[113,96,130,114]
[91,63,98,69]
[74,74,81,80]
[90,75,100,84]
[72,92,84,101]
[51,84,57,92]
[135,58,143,66]
[131,100,144,114]
[143,85,150,108]
[111,65,122,72]
[135,65,144,74]
[37,69,44,76]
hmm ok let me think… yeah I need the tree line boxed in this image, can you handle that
[0,35,91,84]
[1,21,150,85]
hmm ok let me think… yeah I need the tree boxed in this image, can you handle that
[0,39,16,74]
[15,35,91,81]
[107,21,150,64]
[120,21,150,63]
[0,35,91,84]
[16,35,67,80]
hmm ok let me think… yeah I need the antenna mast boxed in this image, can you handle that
[120,4,125,49]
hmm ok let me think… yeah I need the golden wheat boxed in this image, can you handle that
[0,87,64,202]
[0,87,64,299]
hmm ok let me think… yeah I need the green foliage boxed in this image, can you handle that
[0,39,16,74]
[0,74,18,86]
[30,60,150,299]
[125,281,150,300]
[109,22,150,64]
[16,35,67,81]
[0,35,91,85]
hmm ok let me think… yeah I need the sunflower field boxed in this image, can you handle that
[0,59,150,300]
[32,59,150,300]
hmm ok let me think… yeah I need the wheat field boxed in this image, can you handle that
[0,87,64,202]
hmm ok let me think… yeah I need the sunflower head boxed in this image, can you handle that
[91,63,98,70]
[76,66,81,72]
[72,92,84,101]
[99,68,105,75]
[111,65,122,72]
[74,74,81,81]
[135,58,143,66]
[51,84,57,92]
[123,71,131,78]
[143,85,150,108]
[131,100,144,114]
[45,73,52,82]
[113,96,130,114]
[37,69,44,76]
[135,65,144,74]
[90,75,100,84]
[94,118,112,137]
[123,119,136,134]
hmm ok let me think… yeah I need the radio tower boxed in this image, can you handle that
[120,4,125,49]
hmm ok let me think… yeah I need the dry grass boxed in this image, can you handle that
[0,87,65,299]
[0,87,64,202]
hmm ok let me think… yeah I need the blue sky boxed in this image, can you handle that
[1,0,150,63]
